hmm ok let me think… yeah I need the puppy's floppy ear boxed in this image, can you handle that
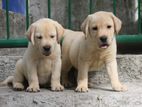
[25,24,36,45]
[81,15,92,38]
[53,21,64,43]
[109,12,122,35]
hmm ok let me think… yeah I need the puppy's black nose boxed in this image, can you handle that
[100,36,107,43]
[43,45,51,52]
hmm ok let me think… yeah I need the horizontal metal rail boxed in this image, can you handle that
[0,38,28,48]
[117,35,142,54]
[0,35,142,48]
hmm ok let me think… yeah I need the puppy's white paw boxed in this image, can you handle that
[112,84,127,92]
[13,82,24,91]
[26,84,40,92]
[51,84,64,91]
[75,85,89,92]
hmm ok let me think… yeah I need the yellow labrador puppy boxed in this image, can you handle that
[61,11,127,92]
[1,18,64,92]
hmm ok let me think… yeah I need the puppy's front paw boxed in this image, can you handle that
[13,82,24,91]
[51,84,64,91]
[112,83,127,92]
[75,85,89,92]
[26,84,40,92]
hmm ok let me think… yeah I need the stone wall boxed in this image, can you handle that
[29,0,139,34]
[0,0,1,9]
[0,9,26,38]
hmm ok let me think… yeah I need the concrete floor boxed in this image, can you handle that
[0,81,142,107]
[0,55,142,107]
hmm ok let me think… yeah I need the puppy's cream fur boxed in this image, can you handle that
[1,18,64,92]
[61,11,127,92]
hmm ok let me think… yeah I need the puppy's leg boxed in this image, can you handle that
[106,59,127,92]
[75,62,89,92]
[61,58,72,87]
[26,65,40,92]
[51,58,64,91]
[13,59,24,91]
[0,76,13,86]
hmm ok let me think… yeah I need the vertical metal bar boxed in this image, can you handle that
[26,0,29,30]
[113,0,116,15]
[89,0,93,14]
[48,0,51,18]
[141,0,142,34]
[68,0,72,29]
[138,0,141,34]
[6,0,10,39]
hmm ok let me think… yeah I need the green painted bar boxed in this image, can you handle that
[48,0,51,18]
[26,0,29,30]
[117,35,142,53]
[0,35,142,48]
[68,0,72,29]
[0,38,28,48]
[89,0,93,14]
[6,0,10,39]
[117,35,142,44]
[113,0,116,15]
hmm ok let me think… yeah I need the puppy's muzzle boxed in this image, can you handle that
[42,45,51,56]
[99,36,109,49]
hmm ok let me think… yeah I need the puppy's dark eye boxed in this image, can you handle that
[50,35,55,38]
[92,26,98,30]
[37,36,42,39]
[107,25,112,29]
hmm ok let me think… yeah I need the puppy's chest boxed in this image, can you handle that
[89,54,105,71]
[37,59,53,84]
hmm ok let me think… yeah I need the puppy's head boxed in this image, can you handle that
[81,11,122,49]
[26,18,64,56]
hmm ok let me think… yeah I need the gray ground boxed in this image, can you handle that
[0,81,142,107]
[0,55,142,107]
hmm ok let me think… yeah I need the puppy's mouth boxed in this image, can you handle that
[42,51,51,56]
[99,43,109,49]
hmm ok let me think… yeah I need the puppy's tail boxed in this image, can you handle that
[0,76,13,87]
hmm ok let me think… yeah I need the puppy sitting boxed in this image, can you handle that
[1,18,64,92]
[61,11,127,92]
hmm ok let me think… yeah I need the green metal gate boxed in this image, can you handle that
[0,0,142,53]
